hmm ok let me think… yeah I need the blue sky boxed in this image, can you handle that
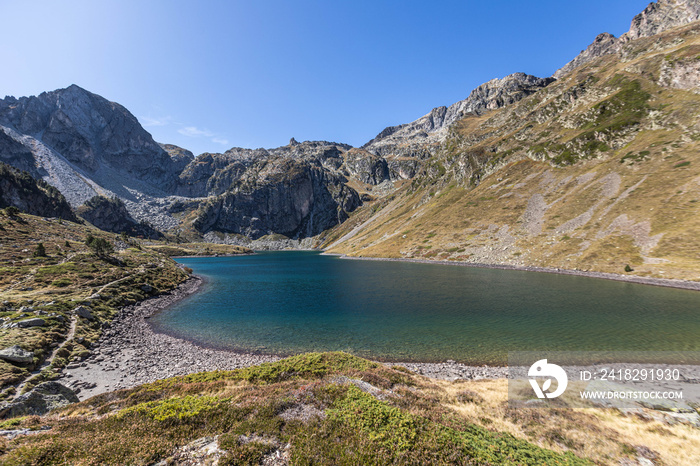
[1,0,650,155]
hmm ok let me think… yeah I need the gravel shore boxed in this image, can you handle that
[60,276,509,400]
[61,277,280,400]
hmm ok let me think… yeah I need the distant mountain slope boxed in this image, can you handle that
[0,88,363,241]
[362,73,555,158]
[345,74,555,188]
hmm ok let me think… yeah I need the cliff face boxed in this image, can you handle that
[0,162,78,221]
[0,129,39,178]
[190,144,361,239]
[555,0,700,78]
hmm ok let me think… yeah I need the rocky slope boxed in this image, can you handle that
[0,162,78,221]
[76,195,163,239]
[348,73,555,187]
[362,73,555,158]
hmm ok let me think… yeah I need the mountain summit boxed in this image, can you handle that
[555,0,700,77]
[0,85,184,198]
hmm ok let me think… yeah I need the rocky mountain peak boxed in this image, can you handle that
[0,85,184,197]
[362,72,554,157]
[554,33,622,78]
[555,0,700,78]
[626,0,700,40]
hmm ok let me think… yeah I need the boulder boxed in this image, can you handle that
[0,345,34,364]
[17,318,45,328]
[140,284,153,293]
[0,382,79,418]
[73,306,94,321]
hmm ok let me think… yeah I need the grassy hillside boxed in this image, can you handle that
[0,210,250,398]
[323,22,700,282]
[145,242,251,257]
[0,352,697,464]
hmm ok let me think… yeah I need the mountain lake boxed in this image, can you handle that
[148,251,700,364]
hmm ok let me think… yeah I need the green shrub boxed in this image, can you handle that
[33,243,47,257]
[3,206,20,217]
[85,234,114,258]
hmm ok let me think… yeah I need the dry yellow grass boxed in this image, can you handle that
[432,378,700,465]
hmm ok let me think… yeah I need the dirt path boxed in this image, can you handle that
[12,315,77,399]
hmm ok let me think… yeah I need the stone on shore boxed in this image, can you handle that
[0,382,79,418]
[0,345,34,364]
[74,306,94,320]
[17,318,45,328]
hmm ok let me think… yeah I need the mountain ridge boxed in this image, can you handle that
[555,0,700,78]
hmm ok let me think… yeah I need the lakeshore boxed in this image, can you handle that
[60,250,700,400]
[60,275,510,400]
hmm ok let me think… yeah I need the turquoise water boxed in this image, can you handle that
[149,252,700,364]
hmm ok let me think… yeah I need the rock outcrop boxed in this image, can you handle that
[627,0,700,40]
[160,143,195,174]
[344,149,390,185]
[555,0,700,78]
[0,382,79,418]
[554,33,623,79]
[0,346,34,365]
[0,162,79,221]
